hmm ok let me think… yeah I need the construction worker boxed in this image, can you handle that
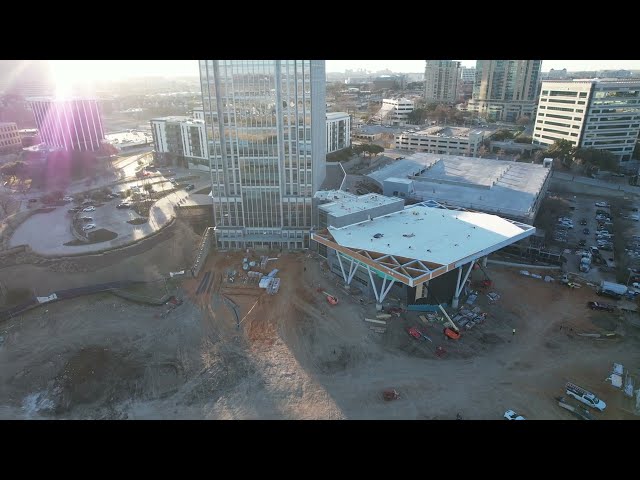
[512,328,516,336]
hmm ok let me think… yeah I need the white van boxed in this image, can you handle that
[566,382,606,411]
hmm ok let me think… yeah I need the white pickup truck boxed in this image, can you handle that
[566,382,606,411]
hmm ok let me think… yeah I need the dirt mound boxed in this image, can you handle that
[52,346,144,413]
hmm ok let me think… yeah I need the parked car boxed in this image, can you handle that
[595,202,609,207]
[116,203,131,209]
[587,301,615,312]
[185,184,195,191]
[82,223,96,231]
[28,198,38,203]
[62,196,74,202]
[80,216,93,222]
[503,410,526,420]
[82,206,96,212]
[68,207,82,213]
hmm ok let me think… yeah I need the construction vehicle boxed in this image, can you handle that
[475,262,493,289]
[383,389,400,401]
[438,304,461,340]
[317,288,338,305]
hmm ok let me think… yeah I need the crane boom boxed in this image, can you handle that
[438,304,459,332]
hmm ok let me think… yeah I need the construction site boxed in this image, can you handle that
[1,220,640,418]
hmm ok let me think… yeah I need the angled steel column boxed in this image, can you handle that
[336,252,348,283]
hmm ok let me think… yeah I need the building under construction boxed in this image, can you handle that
[312,192,535,308]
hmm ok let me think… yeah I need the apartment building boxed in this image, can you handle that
[326,112,351,153]
[424,60,460,104]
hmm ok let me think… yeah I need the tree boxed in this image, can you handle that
[547,140,575,165]
[0,162,18,178]
[573,147,619,172]
[516,116,530,126]
[491,129,516,141]
[144,183,154,200]
[368,144,384,157]
[514,135,533,144]
[407,108,429,125]
[533,149,548,164]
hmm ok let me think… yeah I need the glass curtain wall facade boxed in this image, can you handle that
[199,60,326,250]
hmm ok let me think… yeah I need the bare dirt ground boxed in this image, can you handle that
[1,250,639,419]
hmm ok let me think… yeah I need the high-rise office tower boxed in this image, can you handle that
[424,60,460,104]
[29,97,104,151]
[467,60,542,122]
[533,79,640,165]
[199,60,326,250]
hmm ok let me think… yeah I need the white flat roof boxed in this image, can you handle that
[319,192,402,218]
[326,112,350,120]
[385,177,413,185]
[368,153,551,219]
[328,204,535,266]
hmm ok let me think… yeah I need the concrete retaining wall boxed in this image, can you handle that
[191,226,214,277]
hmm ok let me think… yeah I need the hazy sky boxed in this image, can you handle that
[46,60,640,83]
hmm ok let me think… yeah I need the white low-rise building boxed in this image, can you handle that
[373,98,414,126]
[150,116,207,168]
[394,126,491,156]
[326,112,351,153]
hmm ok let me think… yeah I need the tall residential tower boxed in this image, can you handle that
[199,60,326,250]
[424,60,460,104]
[467,60,542,122]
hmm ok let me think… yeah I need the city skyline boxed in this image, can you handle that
[37,60,640,84]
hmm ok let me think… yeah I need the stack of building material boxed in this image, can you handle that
[267,278,281,295]
[259,277,273,289]
[486,292,501,303]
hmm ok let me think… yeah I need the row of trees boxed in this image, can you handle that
[544,139,619,172]
[352,143,384,157]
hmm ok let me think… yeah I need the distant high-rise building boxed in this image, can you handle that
[424,60,460,104]
[326,112,351,153]
[199,60,326,250]
[533,79,640,166]
[28,98,104,151]
[460,67,476,84]
[467,60,542,122]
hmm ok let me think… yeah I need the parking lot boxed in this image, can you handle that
[547,190,640,289]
